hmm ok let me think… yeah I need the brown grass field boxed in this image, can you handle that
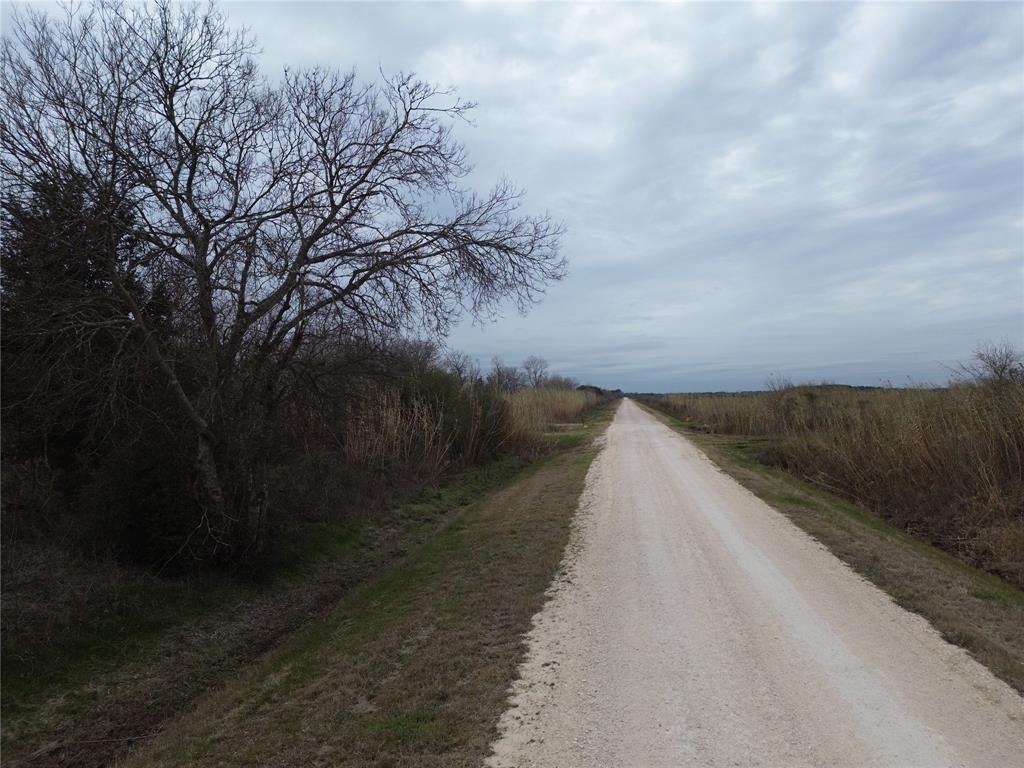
[642,364,1024,587]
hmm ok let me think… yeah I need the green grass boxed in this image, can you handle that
[4,565,247,717]
[0,457,528,764]
[122,404,616,767]
[3,402,618,767]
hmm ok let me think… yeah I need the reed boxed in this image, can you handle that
[648,373,1024,586]
[503,388,602,447]
[335,384,601,478]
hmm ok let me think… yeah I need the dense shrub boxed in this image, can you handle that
[1,0,565,564]
[1,338,600,570]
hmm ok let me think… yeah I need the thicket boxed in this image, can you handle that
[646,345,1024,586]
[0,0,593,571]
[0,169,599,570]
[2,327,599,574]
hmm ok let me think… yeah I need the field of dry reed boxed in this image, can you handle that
[646,351,1024,586]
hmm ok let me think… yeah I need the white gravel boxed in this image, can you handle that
[486,399,1024,768]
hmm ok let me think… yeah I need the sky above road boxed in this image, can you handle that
[19,1,1024,391]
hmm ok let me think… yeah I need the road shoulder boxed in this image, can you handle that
[638,401,1024,696]
[119,404,617,768]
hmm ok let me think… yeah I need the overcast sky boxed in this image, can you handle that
[22,1,1024,391]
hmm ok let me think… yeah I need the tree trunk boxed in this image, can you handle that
[245,470,268,555]
[194,433,230,552]
[195,427,270,558]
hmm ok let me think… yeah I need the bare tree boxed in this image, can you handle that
[961,342,1024,386]
[444,350,481,385]
[1,0,564,556]
[522,355,549,388]
[486,356,524,393]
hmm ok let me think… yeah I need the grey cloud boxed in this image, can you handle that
[186,3,1024,389]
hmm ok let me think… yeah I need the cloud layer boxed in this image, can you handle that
[199,3,1022,389]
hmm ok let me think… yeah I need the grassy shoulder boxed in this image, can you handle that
[118,401,615,768]
[3,459,531,768]
[638,401,1024,696]
[3,401,616,768]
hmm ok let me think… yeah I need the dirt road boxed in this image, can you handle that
[487,399,1024,767]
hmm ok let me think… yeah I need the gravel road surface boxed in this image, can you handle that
[487,399,1024,767]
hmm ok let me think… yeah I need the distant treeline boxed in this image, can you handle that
[631,383,896,398]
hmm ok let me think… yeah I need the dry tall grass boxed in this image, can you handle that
[333,385,601,481]
[650,371,1024,586]
[503,388,603,447]
[341,390,455,481]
